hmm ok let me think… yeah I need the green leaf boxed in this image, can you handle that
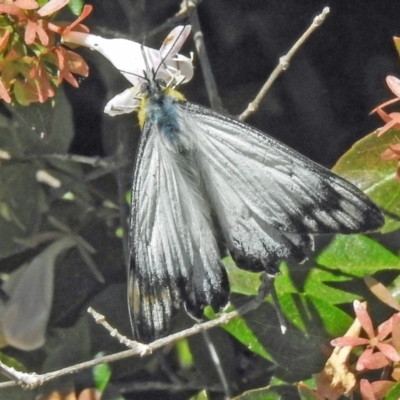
[209,293,350,380]
[232,388,280,400]
[316,235,400,270]
[189,390,210,400]
[0,88,77,260]
[93,360,112,392]
[223,256,260,296]
[297,382,320,400]
[333,128,400,233]
[0,352,26,372]
[0,163,47,258]
[222,236,378,369]
[1,236,77,350]
[232,385,299,400]
[226,234,400,306]
[279,293,353,337]
[204,305,271,361]
[175,338,194,369]
[385,382,400,400]
[276,235,400,304]
[37,0,49,7]
[68,0,84,15]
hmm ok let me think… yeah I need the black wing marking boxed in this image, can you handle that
[176,102,383,274]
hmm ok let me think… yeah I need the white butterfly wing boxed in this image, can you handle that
[176,103,383,273]
[129,95,383,341]
[128,122,229,342]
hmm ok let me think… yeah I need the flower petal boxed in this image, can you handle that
[14,0,39,9]
[63,32,149,86]
[373,106,393,123]
[0,79,11,103]
[167,53,194,84]
[330,337,369,347]
[354,301,375,339]
[386,75,400,98]
[360,379,376,400]
[364,276,400,311]
[25,19,49,46]
[37,0,69,17]
[371,97,400,114]
[376,342,400,362]
[361,351,391,370]
[389,143,400,154]
[391,313,400,351]
[356,347,373,371]
[63,49,89,77]
[371,380,396,399]
[104,87,140,116]
[159,25,191,59]
[381,147,400,161]
[63,28,193,87]
[0,29,11,53]
[61,4,93,36]
[377,317,394,340]
[0,3,27,18]
[377,116,400,137]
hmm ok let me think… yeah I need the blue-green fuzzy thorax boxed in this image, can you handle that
[144,94,182,145]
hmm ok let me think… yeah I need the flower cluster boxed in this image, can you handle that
[372,75,400,181]
[0,0,91,105]
[310,278,400,400]
[62,25,194,115]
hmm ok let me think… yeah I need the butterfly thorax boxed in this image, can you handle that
[138,79,186,147]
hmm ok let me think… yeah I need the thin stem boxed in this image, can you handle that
[0,283,269,390]
[264,274,287,334]
[238,7,330,122]
[146,0,202,39]
[201,330,231,399]
[26,153,115,168]
[189,5,223,111]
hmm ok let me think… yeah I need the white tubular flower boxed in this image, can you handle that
[63,26,193,116]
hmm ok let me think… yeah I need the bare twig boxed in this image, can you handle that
[189,4,224,111]
[238,6,330,122]
[146,0,202,39]
[25,153,116,168]
[0,279,269,390]
[88,307,151,353]
[47,156,129,203]
[117,380,224,394]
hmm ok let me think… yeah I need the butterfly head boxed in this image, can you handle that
[140,75,168,101]
[137,73,186,128]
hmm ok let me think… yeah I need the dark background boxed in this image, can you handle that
[68,0,400,168]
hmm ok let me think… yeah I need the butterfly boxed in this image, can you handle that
[126,73,384,343]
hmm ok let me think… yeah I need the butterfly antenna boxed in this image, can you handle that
[140,41,153,81]
[154,23,191,84]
